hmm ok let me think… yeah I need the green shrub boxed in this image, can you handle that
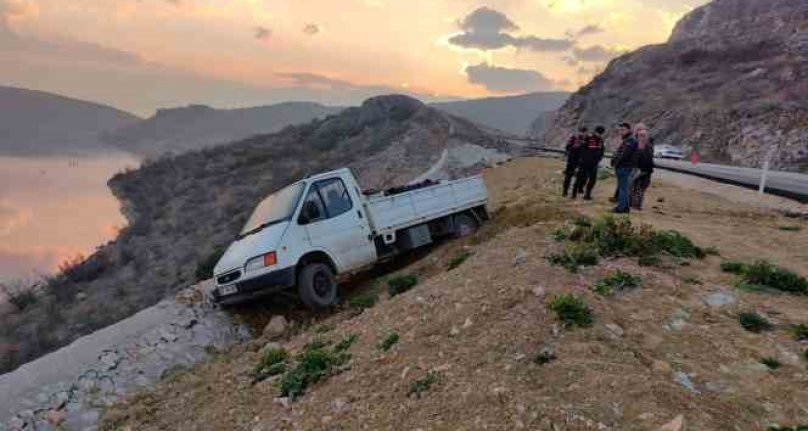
[333,334,359,353]
[740,261,807,295]
[551,228,568,242]
[553,216,705,267]
[638,255,662,267]
[349,289,379,309]
[533,348,556,365]
[704,246,720,256]
[446,251,472,270]
[768,426,808,431]
[547,245,599,273]
[738,311,773,333]
[760,357,781,370]
[592,271,642,296]
[548,294,594,328]
[3,284,39,311]
[778,225,802,232]
[721,261,746,274]
[407,371,439,398]
[277,340,353,399]
[379,332,400,351]
[253,348,288,382]
[388,275,418,297]
[683,276,703,285]
[789,324,808,341]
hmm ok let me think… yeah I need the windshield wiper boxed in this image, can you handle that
[237,219,284,240]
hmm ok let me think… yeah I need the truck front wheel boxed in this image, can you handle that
[298,263,337,309]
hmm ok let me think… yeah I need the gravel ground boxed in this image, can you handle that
[100,158,808,431]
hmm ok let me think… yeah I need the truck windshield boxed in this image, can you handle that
[239,182,305,238]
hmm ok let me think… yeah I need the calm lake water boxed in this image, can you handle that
[0,152,140,282]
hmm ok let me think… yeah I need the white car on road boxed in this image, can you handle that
[654,145,685,160]
[212,168,489,308]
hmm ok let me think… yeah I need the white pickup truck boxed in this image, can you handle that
[212,168,489,308]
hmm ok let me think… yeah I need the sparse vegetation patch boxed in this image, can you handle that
[407,371,439,399]
[760,357,782,370]
[388,275,418,297]
[253,347,288,382]
[778,225,802,232]
[547,245,599,273]
[551,216,706,270]
[548,294,594,328]
[379,332,400,351]
[446,251,472,270]
[591,271,642,296]
[349,288,379,309]
[738,311,773,333]
[722,260,807,295]
[789,324,808,341]
[277,335,355,399]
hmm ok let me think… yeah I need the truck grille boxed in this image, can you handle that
[217,270,241,285]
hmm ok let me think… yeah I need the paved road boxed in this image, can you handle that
[654,160,808,201]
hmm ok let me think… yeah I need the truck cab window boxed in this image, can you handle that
[300,188,326,224]
[317,178,353,218]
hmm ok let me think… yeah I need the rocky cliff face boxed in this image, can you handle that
[541,0,807,172]
[1,95,521,374]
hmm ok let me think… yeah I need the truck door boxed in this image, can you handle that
[299,177,376,271]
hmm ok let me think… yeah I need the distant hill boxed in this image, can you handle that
[0,86,140,155]
[432,92,569,135]
[542,0,807,172]
[103,102,344,156]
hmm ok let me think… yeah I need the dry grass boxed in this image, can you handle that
[101,158,808,431]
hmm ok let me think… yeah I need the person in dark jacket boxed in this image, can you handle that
[572,126,605,200]
[562,126,587,197]
[610,122,639,213]
[630,123,655,210]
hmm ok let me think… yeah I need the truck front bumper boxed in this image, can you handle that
[212,267,296,306]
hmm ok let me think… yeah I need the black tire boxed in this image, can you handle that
[298,263,337,309]
[453,213,478,238]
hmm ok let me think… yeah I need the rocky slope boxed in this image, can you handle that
[0,86,140,155]
[541,0,808,172]
[103,102,342,156]
[432,92,569,136]
[0,95,522,374]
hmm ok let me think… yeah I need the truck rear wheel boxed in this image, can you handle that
[298,263,337,309]
[453,213,478,238]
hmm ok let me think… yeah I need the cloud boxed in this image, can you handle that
[0,0,37,27]
[572,44,622,62]
[576,24,604,37]
[0,202,30,236]
[303,23,320,35]
[254,26,271,40]
[276,72,354,90]
[449,7,572,52]
[465,63,555,93]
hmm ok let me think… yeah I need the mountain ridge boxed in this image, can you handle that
[0,85,141,155]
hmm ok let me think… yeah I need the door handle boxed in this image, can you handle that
[357,210,363,219]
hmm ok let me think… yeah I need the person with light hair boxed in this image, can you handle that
[630,123,655,210]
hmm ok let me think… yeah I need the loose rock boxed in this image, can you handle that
[263,316,288,340]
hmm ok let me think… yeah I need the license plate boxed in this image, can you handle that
[219,285,238,296]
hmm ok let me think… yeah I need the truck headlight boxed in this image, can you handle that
[245,251,277,272]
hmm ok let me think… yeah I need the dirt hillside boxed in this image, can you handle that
[102,158,808,431]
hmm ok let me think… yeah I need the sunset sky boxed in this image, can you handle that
[1,0,707,115]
